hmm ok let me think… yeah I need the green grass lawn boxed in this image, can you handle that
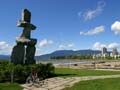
[0,83,23,90]
[55,68,120,77]
[63,78,120,90]
[56,68,120,90]
[1,68,120,90]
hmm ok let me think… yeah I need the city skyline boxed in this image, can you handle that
[0,0,120,55]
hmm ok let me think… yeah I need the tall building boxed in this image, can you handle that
[102,47,107,55]
[112,48,118,56]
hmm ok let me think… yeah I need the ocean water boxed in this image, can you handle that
[36,59,112,65]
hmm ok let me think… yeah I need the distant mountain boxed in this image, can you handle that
[0,55,10,60]
[36,49,101,60]
[0,50,102,60]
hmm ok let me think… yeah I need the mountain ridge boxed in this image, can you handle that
[0,55,10,60]
[0,49,103,60]
[35,49,102,60]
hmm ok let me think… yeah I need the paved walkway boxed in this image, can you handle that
[22,75,120,90]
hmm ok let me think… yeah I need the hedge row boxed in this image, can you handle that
[0,61,55,83]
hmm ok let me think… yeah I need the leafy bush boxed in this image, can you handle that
[36,63,55,79]
[0,61,55,83]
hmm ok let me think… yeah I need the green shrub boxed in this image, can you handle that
[0,62,55,83]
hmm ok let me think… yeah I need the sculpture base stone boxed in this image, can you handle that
[11,39,37,65]
[11,43,25,64]
[25,45,36,65]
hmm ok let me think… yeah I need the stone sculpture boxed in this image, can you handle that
[11,9,37,64]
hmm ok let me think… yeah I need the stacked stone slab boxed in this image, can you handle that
[11,9,37,64]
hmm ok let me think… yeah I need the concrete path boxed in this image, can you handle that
[21,75,120,90]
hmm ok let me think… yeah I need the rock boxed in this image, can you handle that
[11,43,25,64]
[11,9,37,64]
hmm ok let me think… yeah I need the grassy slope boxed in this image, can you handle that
[63,78,120,90]
[1,68,120,90]
[0,83,23,90]
[56,68,120,90]
[55,68,120,77]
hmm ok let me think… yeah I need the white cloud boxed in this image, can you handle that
[0,41,9,49]
[39,39,53,47]
[80,25,105,35]
[111,21,120,34]
[0,41,12,55]
[92,42,106,50]
[36,39,54,55]
[58,43,75,50]
[35,48,41,56]
[67,43,74,48]
[108,43,119,49]
[79,1,105,20]
[92,42,120,50]
[35,48,45,56]
[58,44,66,50]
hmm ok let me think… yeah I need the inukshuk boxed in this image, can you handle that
[11,9,37,64]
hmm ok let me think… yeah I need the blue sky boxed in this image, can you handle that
[0,0,120,55]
